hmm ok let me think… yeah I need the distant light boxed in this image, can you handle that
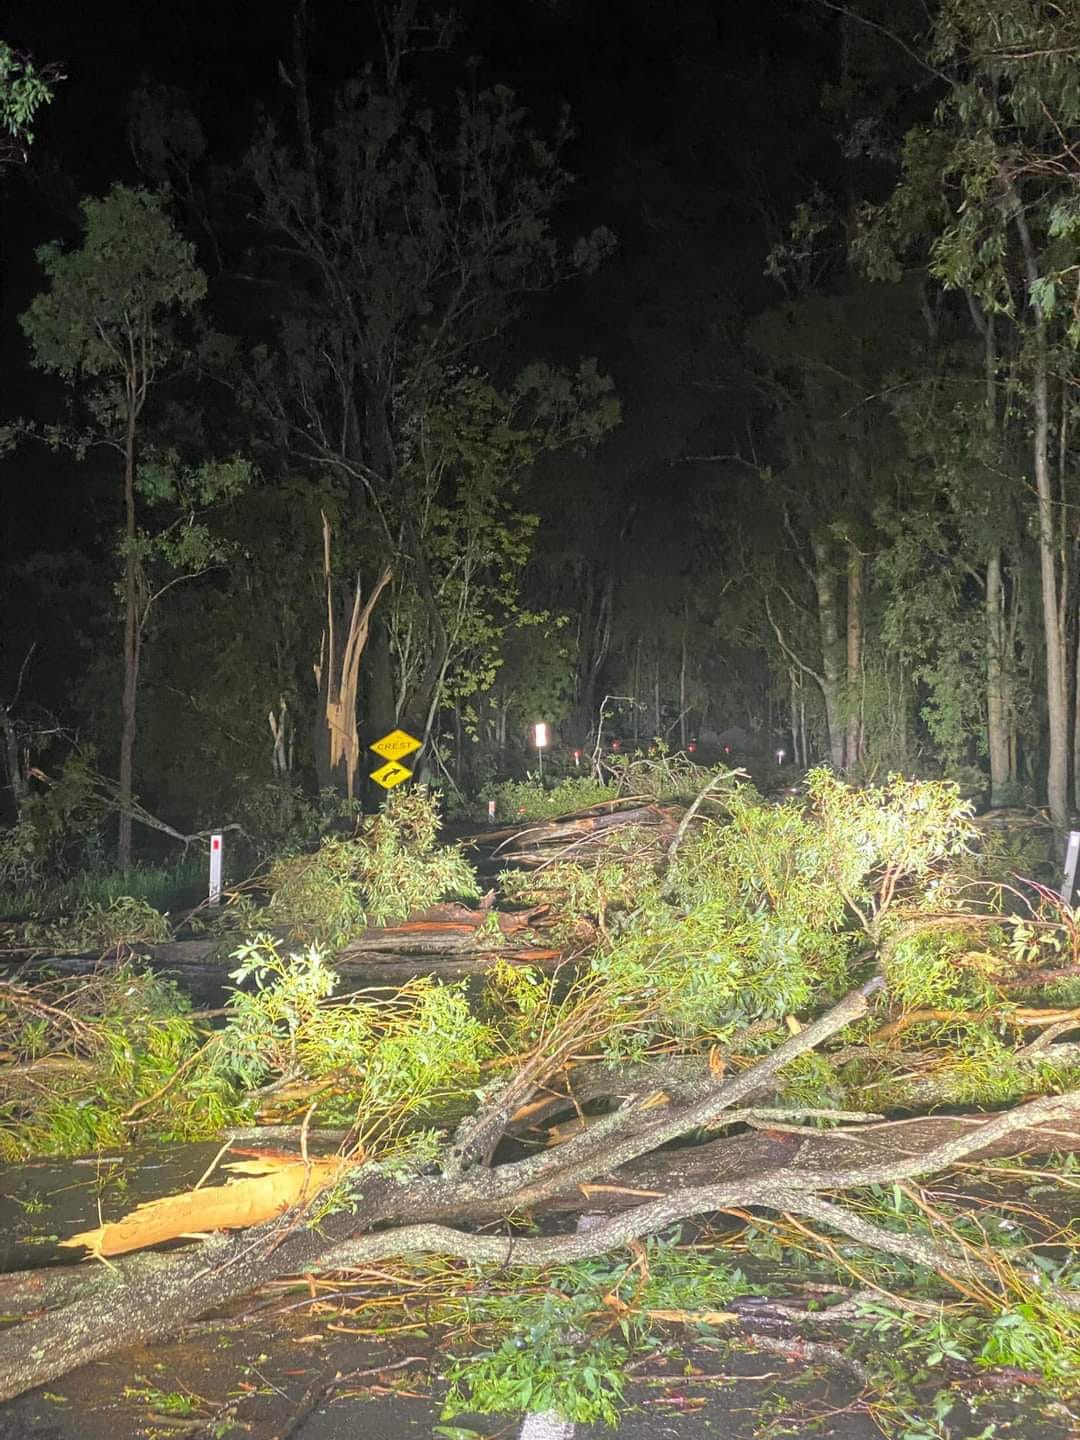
[776,748,786,765]
[534,722,549,749]
[611,738,621,752]
[723,744,731,755]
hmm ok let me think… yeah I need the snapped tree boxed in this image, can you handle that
[227,0,614,789]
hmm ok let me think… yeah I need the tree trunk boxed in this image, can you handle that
[679,603,688,750]
[313,514,392,799]
[789,670,801,767]
[632,636,641,744]
[1012,195,1069,829]
[845,544,862,771]
[986,550,1012,806]
[0,705,27,823]
[811,534,846,771]
[575,571,613,740]
[3,1038,1079,1403]
[118,405,138,874]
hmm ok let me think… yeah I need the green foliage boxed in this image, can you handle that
[592,772,974,1054]
[605,751,739,803]
[133,450,256,580]
[442,1233,756,1427]
[882,925,999,1013]
[858,1265,1080,1396]
[389,363,619,734]
[0,753,111,889]
[0,41,60,156]
[264,789,479,946]
[21,185,205,390]
[218,935,496,1139]
[479,755,741,825]
[444,1296,629,1425]
[0,966,240,1159]
[479,775,618,822]
[20,895,173,956]
[502,842,664,937]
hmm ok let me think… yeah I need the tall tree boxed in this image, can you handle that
[861,0,1080,827]
[224,2,613,792]
[20,186,207,868]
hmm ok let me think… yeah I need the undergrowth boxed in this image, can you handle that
[479,775,618,822]
[15,895,174,955]
[0,859,198,929]
[263,788,479,946]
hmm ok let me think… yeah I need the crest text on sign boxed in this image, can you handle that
[369,728,422,762]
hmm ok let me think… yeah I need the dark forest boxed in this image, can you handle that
[0,0,984,851]
[5,6,1080,1439]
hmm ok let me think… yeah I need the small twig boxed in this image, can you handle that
[336,1354,428,1384]
[193,1140,234,1192]
[745,1333,869,1386]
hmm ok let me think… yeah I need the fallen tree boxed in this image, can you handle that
[5,975,1080,1402]
[5,770,1080,1403]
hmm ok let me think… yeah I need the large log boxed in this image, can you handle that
[465,803,681,865]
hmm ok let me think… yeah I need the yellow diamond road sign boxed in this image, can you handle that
[370,728,422,762]
[370,758,413,790]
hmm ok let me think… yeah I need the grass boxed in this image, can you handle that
[0,855,206,926]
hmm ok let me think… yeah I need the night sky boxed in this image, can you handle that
[1,0,832,540]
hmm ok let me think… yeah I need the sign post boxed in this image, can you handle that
[1062,830,1080,905]
[208,832,223,907]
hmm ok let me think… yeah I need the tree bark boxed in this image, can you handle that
[1011,192,1069,829]
[313,514,392,799]
[986,550,1012,805]
[811,534,846,771]
[574,569,614,740]
[845,544,862,771]
[118,401,139,874]
[679,602,688,750]
[0,705,27,822]
[789,669,801,767]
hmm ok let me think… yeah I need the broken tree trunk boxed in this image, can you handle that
[312,513,392,800]
[4,977,1080,1402]
[466,803,681,866]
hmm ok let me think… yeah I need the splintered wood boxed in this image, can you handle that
[60,1153,351,1257]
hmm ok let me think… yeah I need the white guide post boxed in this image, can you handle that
[209,832,223,907]
[1062,830,1080,906]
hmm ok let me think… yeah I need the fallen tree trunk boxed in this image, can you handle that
[466,803,680,866]
[7,902,584,986]
[4,976,1080,1403]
